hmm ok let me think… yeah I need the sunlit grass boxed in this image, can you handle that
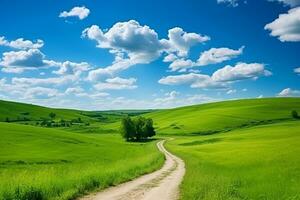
[166,121,300,200]
[0,122,164,200]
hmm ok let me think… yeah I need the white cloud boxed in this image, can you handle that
[53,61,90,76]
[169,58,195,72]
[226,89,237,94]
[294,67,300,74]
[59,6,90,20]
[268,0,300,7]
[163,53,177,62]
[161,27,210,57]
[0,49,46,68]
[24,87,60,99]
[87,58,137,81]
[83,20,210,78]
[12,75,77,86]
[0,36,44,49]
[158,73,227,89]
[265,7,300,42]
[165,46,244,72]
[82,20,163,63]
[197,46,244,66]
[154,90,179,104]
[277,88,300,97]
[65,86,84,95]
[217,0,239,7]
[94,77,137,91]
[212,62,272,82]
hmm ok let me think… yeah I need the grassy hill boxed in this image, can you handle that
[0,122,163,200]
[144,98,300,135]
[166,121,300,199]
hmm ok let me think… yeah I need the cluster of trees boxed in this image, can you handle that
[37,113,89,127]
[121,116,156,141]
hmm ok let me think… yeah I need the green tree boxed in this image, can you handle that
[49,112,56,120]
[291,110,299,119]
[120,116,135,141]
[121,116,156,141]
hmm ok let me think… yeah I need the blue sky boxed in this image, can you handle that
[0,0,299,110]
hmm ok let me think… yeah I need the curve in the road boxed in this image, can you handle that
[81,140,185,200]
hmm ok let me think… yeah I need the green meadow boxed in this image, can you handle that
[0,97,300,199]
[0,122,164,200]
[166,121,300,199]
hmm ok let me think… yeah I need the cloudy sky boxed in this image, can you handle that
[0,0,299,110]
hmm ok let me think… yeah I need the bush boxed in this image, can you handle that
[120,116,156,141]
[291,110,299,119]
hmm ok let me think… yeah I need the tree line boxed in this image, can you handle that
[120,116,156,141]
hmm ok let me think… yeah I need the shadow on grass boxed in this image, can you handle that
[126,138,158,143]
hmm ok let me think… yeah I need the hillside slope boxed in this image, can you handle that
[144,98,300,135]
[0,122,163,199]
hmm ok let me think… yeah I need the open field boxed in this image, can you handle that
[145,98,300,135]
[0,122,164,200]
[1,97,300,200]
[166,121,300,200]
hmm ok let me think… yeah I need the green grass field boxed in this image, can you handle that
[0,122,164,200]
[145,98,300,135]
[166,121,300,199]
[1,97,300,200]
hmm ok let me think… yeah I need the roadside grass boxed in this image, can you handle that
[166,121,300,200]
[0,122,164,200]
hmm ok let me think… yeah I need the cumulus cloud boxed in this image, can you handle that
[52,61,90,76]
[0,49,47,73]
[277,88,300,97]
[0,36,44,49]
[166,46,244,72]
[211,62,272,82]
[59,6,90,20]
[268,0,300,7]
[82,20,163,63]
[158,73,227,89]
[87,58,137,81]
[24,87,60,99]
[83,20,209,78]
[197,46,244,66]
[94,77,137,91]
[265,7,300,42]
[154,90,180,104]
[159,62,271,89]
[169,58,195,72]
[217,0,239,7]
[161,27,210,57]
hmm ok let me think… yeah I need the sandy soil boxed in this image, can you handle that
[81,140,185,200]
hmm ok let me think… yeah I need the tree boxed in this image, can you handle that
[291,110,299,119]
[120,116,156,141]
[49,112,56,120]
[120,116,135,141]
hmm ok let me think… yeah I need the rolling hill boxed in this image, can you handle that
[144,98,300,135]
[0,122,163,200]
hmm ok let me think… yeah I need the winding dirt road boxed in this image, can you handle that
[81,140,185,200]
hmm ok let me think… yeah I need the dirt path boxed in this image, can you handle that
[81,140,185,200]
